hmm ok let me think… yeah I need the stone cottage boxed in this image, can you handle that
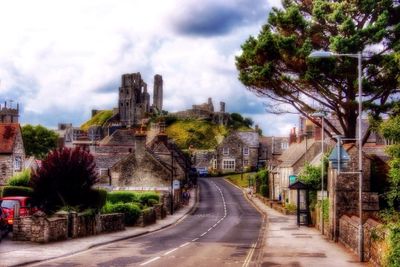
[215,131,260,173]
[0,123,25,185]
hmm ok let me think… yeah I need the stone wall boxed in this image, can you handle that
[13,212,125,243]
[13,212,68,243]
[338,215,387,266]
[135,207,157,227]
[100,213,125,233]
[363,219,387,267]
[0,155,13,185]
[339,215,360,255]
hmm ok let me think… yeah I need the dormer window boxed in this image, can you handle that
[223,147,229,155]
[243,147,249,155]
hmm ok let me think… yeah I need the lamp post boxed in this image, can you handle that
[309,50,364,261]
[311,111,327,235]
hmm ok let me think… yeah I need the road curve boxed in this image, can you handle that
[32,177,262,267]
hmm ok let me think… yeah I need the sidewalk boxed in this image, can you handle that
[0,188,198,267]
[248,195,369,267]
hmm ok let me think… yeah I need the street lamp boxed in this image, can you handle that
[311,111,327,235]
[309,50,364,262]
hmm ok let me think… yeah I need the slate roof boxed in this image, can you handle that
[99,129,135,146]
[0,123,20,154]
[278,139,316,168]
[236,131,260,147]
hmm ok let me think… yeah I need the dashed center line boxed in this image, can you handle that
[139,180,228,266]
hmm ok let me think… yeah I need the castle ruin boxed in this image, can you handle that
[0,101,19,123]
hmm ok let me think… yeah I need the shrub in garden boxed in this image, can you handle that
[2,186,33,197]
[7,170,31,187]
[107,191,139,204]
[102,202,141,225]
[30,147,99,213]
[138,192,160,206]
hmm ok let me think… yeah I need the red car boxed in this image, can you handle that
[0,196,37,231]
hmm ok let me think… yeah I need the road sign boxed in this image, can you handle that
[173,180,180,189]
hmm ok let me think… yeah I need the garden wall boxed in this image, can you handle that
[338,215,387,266]
[13,212,124,243]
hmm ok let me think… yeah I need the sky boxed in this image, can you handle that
[0,0,297,136]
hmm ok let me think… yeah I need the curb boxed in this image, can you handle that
[12,187,200,267]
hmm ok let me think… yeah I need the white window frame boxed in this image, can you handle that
[99,168,109,177]
[243,147,249,155]
[14,156,22,171]
[223,147,229,155]
[281,142,288,150]
[222,159,235,170]
[244,160,249,166]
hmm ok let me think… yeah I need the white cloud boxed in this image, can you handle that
[0,0,292,135]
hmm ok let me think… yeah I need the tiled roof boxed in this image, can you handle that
[236,131,260,147]
[99,129,135,146]
[278,139,316,167]
[0,123,20,154]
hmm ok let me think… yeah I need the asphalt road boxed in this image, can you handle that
[32,178,263,267]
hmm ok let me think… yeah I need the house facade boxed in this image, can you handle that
[0,123,25,185]
[215,131,260,173]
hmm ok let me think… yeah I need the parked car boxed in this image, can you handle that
[0,207,7,240]
[0,196,37,232]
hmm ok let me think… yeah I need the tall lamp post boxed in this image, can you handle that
[309,50,364,261]
[311,111,326,235]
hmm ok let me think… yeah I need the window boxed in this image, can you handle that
[99,168,109,177]
[14,156,22,171]
[281,142,289,150]
[244,160,249,166]
[212,159,217,169]
[223,147,229,155]
[222,159,235,170]
[243,147,249,155]
[1,164,7,176]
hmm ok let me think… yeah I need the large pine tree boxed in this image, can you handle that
[236,0,400,141]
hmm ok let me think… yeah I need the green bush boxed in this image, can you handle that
[138,192,160,206]
[260,185,268,197]
[257,169,268,184]
[148,198,159,206]
[107,191,139,204]
[7,170,31,187]
[102,202,141,225]
[285,203,297,213]
[2,186,33,197]
[386,223,400,267]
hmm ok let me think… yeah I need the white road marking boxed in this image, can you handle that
[242,243,257,267]
[200,232,207,237]
[140,256,161,266]
[192,238,199,242]
[208,227,213,231]
[163,248,178,256]
[179,242,190,248]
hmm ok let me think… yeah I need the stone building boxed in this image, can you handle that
[0,123,25,185]
[0,101,19,123]
[173,98,230,126]
[215,131,260,173]
[152,74,163,112]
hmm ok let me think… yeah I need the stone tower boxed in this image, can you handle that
[153,74,163,112]
[0,101,19,123]
[220,102,225,113]
[118,73,148,127]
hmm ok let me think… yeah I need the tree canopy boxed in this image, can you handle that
[22,125,58,159]
[236,0,400,141]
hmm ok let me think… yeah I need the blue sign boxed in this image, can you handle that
[289,175,297,185]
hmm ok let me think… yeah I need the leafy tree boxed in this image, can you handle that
[22,125,58,159]
[30,147,99,213]
[236,0,400,142]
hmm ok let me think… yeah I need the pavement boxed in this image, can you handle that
[0,188,198,267]
[246,193,370,267]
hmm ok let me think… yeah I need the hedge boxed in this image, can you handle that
[2,186,33,198]
[107,191,139,204]
[138,192,160,206]
[102,202,141,225]
[260,185,268,197]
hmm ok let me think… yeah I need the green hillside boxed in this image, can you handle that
[81,110,113,131]
[166,119,229,149]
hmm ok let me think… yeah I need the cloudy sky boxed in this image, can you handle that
[0,0,297,136]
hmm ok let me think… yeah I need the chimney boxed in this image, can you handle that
[289,127,297,145]
[134,132,147,157]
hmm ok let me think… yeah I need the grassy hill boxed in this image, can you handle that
[81,110,113,131]
[166,119,229,149]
